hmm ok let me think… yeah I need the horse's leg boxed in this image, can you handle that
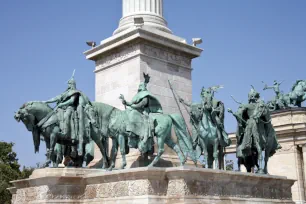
[53,144,62,168]
[148,116,172,167]
[213,138,220,170]
[108,138,118,171]
[43,137,52,168]
[118,134,127,169]
[148,136,165,167]
[207,149,214,169]
[49,126,60,162]
[218,146,224,170]
[164,136,185,166]
[255,143,264,174]
[237,158,241,172]
[199,138,208,168]
[264,150,269,174]
[91,130,109,169]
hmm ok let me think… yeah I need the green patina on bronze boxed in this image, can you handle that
[179,85,231,169]
[14,71,109,168]
[103,73,197,170]
[228,86,281,174]
[263,80,306,111]
[14,72,197,170]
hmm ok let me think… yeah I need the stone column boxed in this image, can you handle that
[114,0,171,35]
[302,145,306,202]
[123,0,163,16]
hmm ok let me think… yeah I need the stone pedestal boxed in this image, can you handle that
[225,108,306,204]
[268,108,306,204]
[10,167,295,204]
[84,0,202,168]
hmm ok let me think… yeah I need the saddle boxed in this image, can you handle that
[125,109,154,139]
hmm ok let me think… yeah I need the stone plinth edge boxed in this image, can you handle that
[84,27,203,62]
[10,167,295,204]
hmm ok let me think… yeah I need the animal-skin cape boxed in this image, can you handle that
[236,103,278,158]
[131,90,163,113]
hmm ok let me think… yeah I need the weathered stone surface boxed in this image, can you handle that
[10,167,295,203]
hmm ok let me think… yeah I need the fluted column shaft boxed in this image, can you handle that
[123,0,163,17]
[114,0,171,35]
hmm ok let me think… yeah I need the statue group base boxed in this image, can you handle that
[9,167,294,204]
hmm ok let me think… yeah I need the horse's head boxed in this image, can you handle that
[190,103,203,122]
[253,100,271,122]
[201,92,213,111]
[14,101,52,153]
[14,102,37,132]
[15,101,51,130]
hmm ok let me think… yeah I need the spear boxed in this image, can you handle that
[168,80,192,137]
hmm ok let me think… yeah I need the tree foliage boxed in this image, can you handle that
[225,159,234,171]
[0,141,35,204]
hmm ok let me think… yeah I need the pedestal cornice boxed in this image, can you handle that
[84,27,203,62]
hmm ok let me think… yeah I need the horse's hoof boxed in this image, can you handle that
[256,169,265,174]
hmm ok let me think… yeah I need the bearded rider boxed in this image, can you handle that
[230,86,281,154]
[121,73,162,146]
[43,71,97,157]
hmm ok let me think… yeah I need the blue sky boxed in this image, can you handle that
[0,1,305,167]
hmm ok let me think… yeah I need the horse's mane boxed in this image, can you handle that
[22,101,53,111]
[291,80,304,91]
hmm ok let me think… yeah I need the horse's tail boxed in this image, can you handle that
[169,113,197,164]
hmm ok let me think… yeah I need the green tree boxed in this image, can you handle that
[225,159,234,171]
[0,142,35,204]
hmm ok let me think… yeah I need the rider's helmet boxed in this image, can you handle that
[248,86,260,103]
[67,70,76,89]
[138,73,150,92]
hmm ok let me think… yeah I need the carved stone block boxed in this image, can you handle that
[10,167,295,204]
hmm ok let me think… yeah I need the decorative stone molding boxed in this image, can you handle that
[94,41,193,72]
[95,43,140,71]
[10,167,295,203]
[141,43,191,68]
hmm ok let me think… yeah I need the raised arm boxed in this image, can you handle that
[44,93,63,104]
[263,84,274,90]
[129,98,148,109]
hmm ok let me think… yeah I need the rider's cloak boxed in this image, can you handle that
[131,90,163,113]
[236,102,279,159]
[126,90,163,141]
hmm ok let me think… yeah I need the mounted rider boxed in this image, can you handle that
[200,86,231,147]
[230,86,281,160]
[41,71,97,157]
[121,73,162,149]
